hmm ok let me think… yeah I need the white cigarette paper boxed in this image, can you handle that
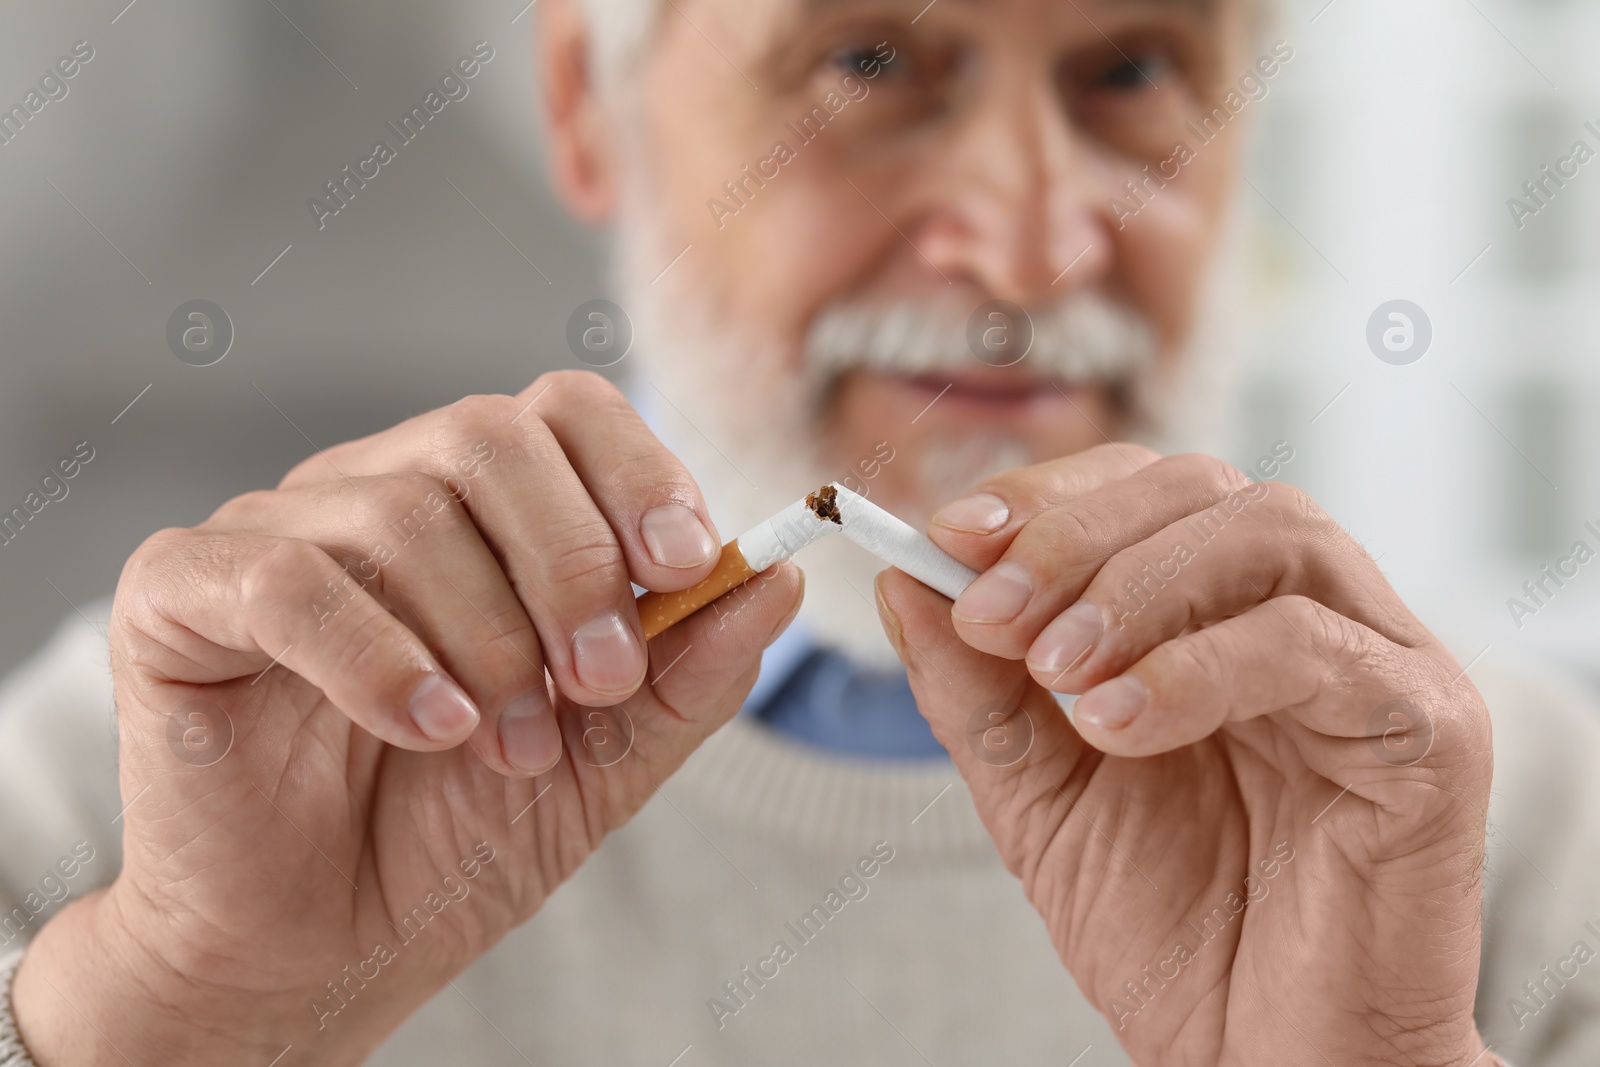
[736,483,978,599]
[634,482,979,639]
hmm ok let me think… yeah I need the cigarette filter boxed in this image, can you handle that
[635,483,977,640]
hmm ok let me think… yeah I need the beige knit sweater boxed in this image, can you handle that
[2,605,1597,1065]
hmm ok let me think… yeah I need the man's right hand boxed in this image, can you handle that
[12,372,802,1066]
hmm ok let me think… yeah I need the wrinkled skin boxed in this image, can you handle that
[14,375,802,1065]
[881,444,1496,1066]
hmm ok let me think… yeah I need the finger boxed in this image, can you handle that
[927,442,1162,569]
[531,372,722,587]
[278,383,717,706]
[279,376,721,592]
[1024,481,1433,695]
[1069,595,1472,780]
[209,475,561,777]
[547,563,804,801]
[950,453,1250,661]
[301,393,647,706]
[874,567,1089,878]
[115,529,479,751]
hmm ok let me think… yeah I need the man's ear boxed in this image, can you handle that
[538,0,618,223]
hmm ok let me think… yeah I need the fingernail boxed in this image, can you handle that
[1028,601,1104,678]
[409,674,480,742]
[499,689,562,775]
[572,612,646,695]
[932,493,1010,534]
[1075,675,1147,731]
[953,561,1033,624]
[641,504,718,569]
[874,574,906,656]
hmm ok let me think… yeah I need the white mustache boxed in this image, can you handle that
[803,293,1158,389]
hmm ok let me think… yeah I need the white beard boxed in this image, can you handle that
[604,132,1237,671]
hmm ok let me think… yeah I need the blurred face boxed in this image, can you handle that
[566,0,1257,659]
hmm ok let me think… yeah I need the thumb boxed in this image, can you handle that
[875,568,1089,875]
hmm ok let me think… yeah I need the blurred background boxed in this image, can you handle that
[0,0,1595,691]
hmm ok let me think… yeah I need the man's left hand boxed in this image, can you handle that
[877,444,1497,1067]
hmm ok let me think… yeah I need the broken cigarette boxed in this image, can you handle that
[636,483,979,640]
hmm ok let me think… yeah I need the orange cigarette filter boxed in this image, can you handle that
[637,540,758,640]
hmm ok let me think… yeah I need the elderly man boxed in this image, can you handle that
[3,0,1599,1064]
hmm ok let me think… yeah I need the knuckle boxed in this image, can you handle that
[111,528,214,673]
[536,369,624,408]
[972,467,1033,504]
[205,488,279,528]
[241,538,330,614]
[385,468,450,497]
[128,525,196,569]
[335,607,403,679]
[1040,498,1116,556]
[443,393,518,430]
[362,471,457,523]
[987,464,1072,507]
[605,449,698,506]
[124,528,250,605]
[1435,681,1492,763]
[278,451,337,489]
[1279,594,1361,659]
[279,437,369,490]
[991,442,1161,506]
[1169,630,1234,695]
[1097,541,1164,594]
[1260,483,1346,554]
[476,602,542,658]
[348,474,467,559]
[458,625,548,700]
[1262,481,1322,527]
[538,518,628,589]
[1163,452,1250,493]
[604,448,665,485]
[117,529,213,630]
[1099,441,1161,469]
[435,394,528,469]
[535,371,647,446]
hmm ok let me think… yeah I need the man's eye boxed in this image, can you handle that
[1097,52,1172,91]
[829,42,900,78]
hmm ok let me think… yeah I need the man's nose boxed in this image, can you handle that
[911,71,1110,305]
